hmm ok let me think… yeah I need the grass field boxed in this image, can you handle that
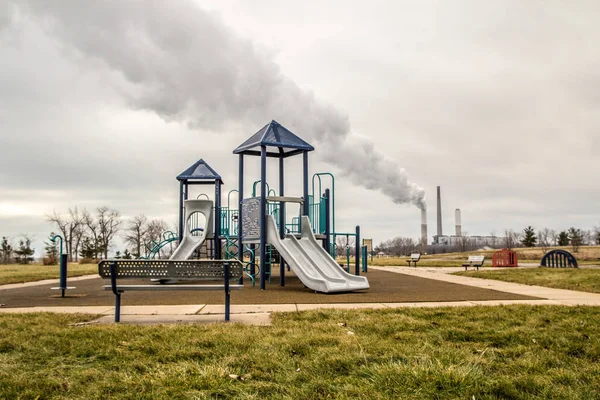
[455,268,600,294]
[0,263,97,285]
[0,306,599,399]
[369,245,600,267]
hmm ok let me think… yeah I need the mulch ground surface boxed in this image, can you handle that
[0,269,539,308]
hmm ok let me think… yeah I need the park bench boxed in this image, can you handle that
[462,255,485,271]
[406,253,421,267]
[98,259,244,323]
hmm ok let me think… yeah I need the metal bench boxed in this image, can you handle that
[462,255,485,271]
[406,253,421,267]
[98,260,244,322]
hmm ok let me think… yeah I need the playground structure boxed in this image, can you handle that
[138,120,370,293]
[541,250,578,268]
[492,248,519,267]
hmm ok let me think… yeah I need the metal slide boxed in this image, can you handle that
[169,199,213,260]
[266,215,369,293]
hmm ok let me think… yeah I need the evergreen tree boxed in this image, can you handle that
[568,227,584,252]
[557,231,570,246]
[0,237,13,264]
[79,236,96,260]
[43,236,59,265]
[14,236,35,264]
[123,249,133,259]
[521,226,537,247]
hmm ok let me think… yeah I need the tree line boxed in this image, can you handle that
[375,224,600,257]
[46,207,174,262]
[0,207,175,265]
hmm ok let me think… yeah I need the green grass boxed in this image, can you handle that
[0,263,98,285]
[1,306,600,398]
[454,268,600,294]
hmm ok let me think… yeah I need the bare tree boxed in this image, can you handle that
[594,225,600,245]
[335,236,355,257]
[376,236,416,257]
[145,219,169,257]
[457,232,472,252]
[503,229,521,250]
[83,209,100,259]
[549,229,558,246]
[123,214,148,258]
[46,208,83,261]
[97,206,122,259]
[538,228,552,254]
[488,230,498,248]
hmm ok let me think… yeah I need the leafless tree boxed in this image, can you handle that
[503,229,521,250]
[97,206,122,259]
[538,228,552,254]
[594,225,600,245]
[549,229,558,246]
[457,232,472,252]
[335,236,355,257]
[82,209,100,259]
[123,214,148,258]
[145,219,169,257]
[488,230,498,248]
[375,236,417,257]
[46,208,83,261]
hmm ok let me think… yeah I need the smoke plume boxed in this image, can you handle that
[4,0,425,208]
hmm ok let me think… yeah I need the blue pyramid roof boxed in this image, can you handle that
[233,120,314,158]
[176,159,223,182]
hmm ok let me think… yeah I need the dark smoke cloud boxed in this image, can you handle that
[4,0,425,208]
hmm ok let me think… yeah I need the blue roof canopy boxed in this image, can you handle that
[176,159,223,183]
[233,120,314,158]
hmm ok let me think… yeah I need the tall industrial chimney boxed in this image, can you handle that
[436,186,442,237]
[455,209,462,236]
[420,208,427,246]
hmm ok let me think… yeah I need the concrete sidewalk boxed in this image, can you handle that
[1,267,600,325]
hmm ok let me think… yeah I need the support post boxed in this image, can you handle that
[178,181,185,241]
[259,146,267,290]
[279,155,285,286]
[355,225,360,276]
[302,151,309,218]
[237,155,244,262]
[324,189,331,253]
[215,180,222,259]
[224,262,230,321]
[59,253,68,298]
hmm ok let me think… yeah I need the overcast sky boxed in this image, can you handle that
[1,0,599,255]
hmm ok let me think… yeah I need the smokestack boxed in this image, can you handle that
[420,208,427,246]
[436,186,442,237]
[455,209,462,236]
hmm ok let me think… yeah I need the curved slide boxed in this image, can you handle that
[266,215,369,293]
[169,199,213,260]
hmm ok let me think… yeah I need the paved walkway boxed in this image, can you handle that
[1,267,600,325]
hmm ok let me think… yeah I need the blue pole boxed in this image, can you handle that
[224,262,230,321]
[59,253,68,297]
[279,155,285,286]
[260,146,267,290]
[238,155,244,261]
[215,180,221,259]
[303,151,309,218]
[324,189,331,253]
[355,225,360,276]
[178,181,185,241]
